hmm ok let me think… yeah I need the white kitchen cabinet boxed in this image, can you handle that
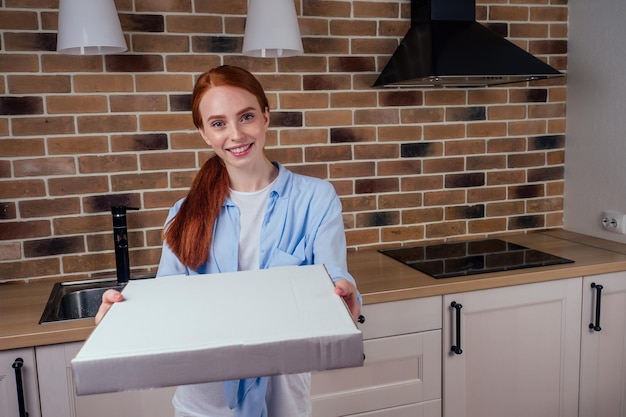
[311,296,442,417]
[442,278,582,417]
[35,342,175,417]
[579,271,626,417]
[0,347,41,417]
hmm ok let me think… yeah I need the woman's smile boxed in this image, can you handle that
[228,143,253,156]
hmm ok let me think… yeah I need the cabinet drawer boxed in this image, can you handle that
[311,329,441,417]
[361,296,441,339]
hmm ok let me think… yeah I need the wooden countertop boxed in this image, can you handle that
[3,230,626,351]
[356,230,626,304]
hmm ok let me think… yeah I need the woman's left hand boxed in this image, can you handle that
[334,279,362,322]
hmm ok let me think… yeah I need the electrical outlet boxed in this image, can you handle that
[601,211,626,234]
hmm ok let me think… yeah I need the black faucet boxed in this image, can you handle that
[111,205,139,284]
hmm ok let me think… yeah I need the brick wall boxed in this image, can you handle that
[0,0,568,282]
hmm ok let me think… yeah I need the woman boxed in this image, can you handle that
[96,65,361,417]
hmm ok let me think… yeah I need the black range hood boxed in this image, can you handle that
[373,0,565,88]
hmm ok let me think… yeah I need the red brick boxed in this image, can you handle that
[41,55,103,73]
[0,242,21,261]
[469,218,508,233]
[330,162,375,179]
[377,160,421,176]
[8,75,71,94]
[0,10,39,30]
[0,138,45,157]
[48,136,109,155]
[402,207,443,224]
[340,196,377,212]
[14,157,76,177]
[12,116,75,136]
[355,144,398,160]
[0,179,46,198]
[0,220,51,240]
[425,221,467,238]
[73,74,134,93]
[79,154,138,173]
[354,108,399,125]
[381,225,424,243]
[140,152,199,170]
[48,176,109,196]
[0,258,60,279]
[143,190,188,209]
[20,198,81,218]
[281,129,328,146]
[402,175,443,192]
[487,170,526,185]
[0,54,39,72]
[139,113,195,131]
[305,110,353,127]
[111,172,169,191]
[77,115,138,134]
[424,190,466,206]
[423,157,465,174]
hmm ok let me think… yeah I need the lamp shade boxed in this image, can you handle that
[57,0,127,55]
[242,0,303,58]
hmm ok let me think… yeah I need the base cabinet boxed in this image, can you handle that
[36,342,175,417]
[13,270,626,417]
[1,347,41,417]
[580,271,626,417]
[442,278,582,417]
[312,296,442,417]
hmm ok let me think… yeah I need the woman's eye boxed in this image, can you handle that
[241,113,254,122]
[211,120,224,128]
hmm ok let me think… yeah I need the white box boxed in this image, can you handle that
[71,264,364,395]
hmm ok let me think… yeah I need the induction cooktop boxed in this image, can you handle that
[378,238,574,279]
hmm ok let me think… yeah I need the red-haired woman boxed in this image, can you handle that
[97,65,361,417]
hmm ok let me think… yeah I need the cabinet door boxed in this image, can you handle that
[0,348,41,417]
[443,278,582,417]
[36,342,175,417]
[580,272,626,417]
[311,297,442,417]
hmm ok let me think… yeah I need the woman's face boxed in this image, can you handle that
[197,85,270,169]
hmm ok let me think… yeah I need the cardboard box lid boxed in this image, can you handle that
[71,264,364,395]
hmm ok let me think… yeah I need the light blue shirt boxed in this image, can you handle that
[157,162,358,295]
[157,162,360,417]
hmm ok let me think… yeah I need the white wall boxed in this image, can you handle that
[564,0,626,242]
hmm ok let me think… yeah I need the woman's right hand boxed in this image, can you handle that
[95,289,125,325]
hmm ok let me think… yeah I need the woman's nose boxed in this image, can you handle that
[229,124,244,140]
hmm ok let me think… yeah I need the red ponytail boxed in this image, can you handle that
[163,156,229,270]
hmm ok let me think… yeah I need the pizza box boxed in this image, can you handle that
[71,264,364,395]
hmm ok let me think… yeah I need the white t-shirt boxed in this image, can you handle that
[229,183,273,271]
[172,181,311,417]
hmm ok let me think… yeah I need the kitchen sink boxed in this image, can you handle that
[39,274,155,324]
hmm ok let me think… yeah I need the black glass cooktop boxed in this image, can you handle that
[378,238,574,279]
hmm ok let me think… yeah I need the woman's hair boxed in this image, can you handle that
[163,65,269,270]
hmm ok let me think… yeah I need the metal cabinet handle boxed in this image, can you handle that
[589,282,604,332]
[451,301,463,355]
[12,358,28,417]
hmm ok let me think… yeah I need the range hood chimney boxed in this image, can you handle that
[373,0,565,88]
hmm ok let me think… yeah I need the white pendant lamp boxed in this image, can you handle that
[57,0,127,55]
[242,0,303,58]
